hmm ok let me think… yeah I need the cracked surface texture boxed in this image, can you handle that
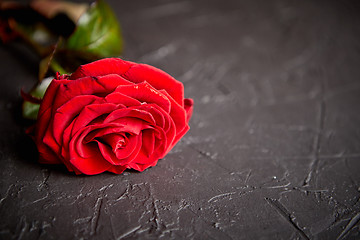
[1,0,360,239]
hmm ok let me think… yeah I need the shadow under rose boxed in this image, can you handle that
[8,99,72,176]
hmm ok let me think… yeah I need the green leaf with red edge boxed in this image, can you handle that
[64,0,123,59]
[22,77,53,120]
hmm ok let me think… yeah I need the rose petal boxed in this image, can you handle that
[70,58,184,106]
[114,134,140,161]
[142,129,155,157]
[38,148,62,164]
[105,92,141,106]
[61,120,75,160]
[35,79,68,163]
[101,133,126,152]
[96,133,141,165]
[152,127,168,157]
[53,95,101,145]
[107,165,127,174]
[136,104,165,129]
[105,107,156,127]
[61,157,82,175]
[118,132,143,165]
[69,123,114,159]
[127,158,158,172]
[159,89,186,134]
[114,82,171,113]
[52,75,132,109]
[184,98,194,122]
[70,58,135,80]
[73,127,95,158]
[42,96,103,156]
[71,103,119,136]
[69,154,112,175]
[69,128,113,175]
[37,107,59,161]
[84,126,128,143]
[110,117,151,135]
[37,79,70,120]
[127,127,167,169]
[138,104,176,146]
[123,63,184,106]
[96,141,119,165]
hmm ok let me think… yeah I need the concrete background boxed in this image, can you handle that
[1,0,360,239]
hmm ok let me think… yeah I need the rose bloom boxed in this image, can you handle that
[33,58,193,175]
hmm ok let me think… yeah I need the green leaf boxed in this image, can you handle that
[22,101,41,120]
[65,0,123,58]
[22,77,53,120]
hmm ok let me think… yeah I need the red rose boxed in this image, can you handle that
[33,58,193,175]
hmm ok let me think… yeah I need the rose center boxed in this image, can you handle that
[99,133,128,153]
[115,137,126,149]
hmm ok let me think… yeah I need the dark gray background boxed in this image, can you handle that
[1,0,360,239]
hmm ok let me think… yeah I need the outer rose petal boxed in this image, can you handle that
[70,58,184,106]
[52,74,132,108]
[70,58,134,80]
[70,154,112,175]
[159,89,186,134]
[108,165,127,174]
[123,63,184,105]
[184,98,194,122]
[114,82,171,113]
[35,79,69,163]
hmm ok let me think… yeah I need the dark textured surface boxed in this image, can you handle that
[1,0,360,239]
